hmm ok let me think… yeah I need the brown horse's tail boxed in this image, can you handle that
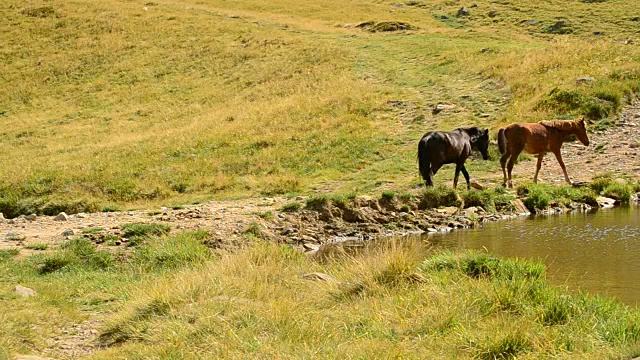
[497,128,507,155]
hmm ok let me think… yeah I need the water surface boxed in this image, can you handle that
[424,206,640,306]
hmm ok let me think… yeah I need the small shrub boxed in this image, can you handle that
[121,223,171,238]
[82,227,104,235]
[256,210,274,220]
[242,222,263,238]
[602,183,632,203]
[381,190,395,201]
[37,253,74,274]
[101,205,121,213]
[134,232,212,270]
[0,249,20,260]
[419,186,460,210]
[540,296,574,326]
[518,184,552,211]
[24,243,48,250]
[280,202,301,212]
[474,333,530,360]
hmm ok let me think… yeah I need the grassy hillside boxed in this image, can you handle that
[1,0,639,214]
[2,235,640,359]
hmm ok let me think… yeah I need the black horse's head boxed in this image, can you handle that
[463,127,490,160]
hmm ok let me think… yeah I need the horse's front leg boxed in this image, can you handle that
[552,150,572,184]
[453,165,460,189]
[459,164,471,190]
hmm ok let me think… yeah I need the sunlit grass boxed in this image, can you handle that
[1,0,639,214]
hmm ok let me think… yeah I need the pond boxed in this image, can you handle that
[424,205,640,306]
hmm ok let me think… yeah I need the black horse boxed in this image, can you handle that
[417,127,490,189]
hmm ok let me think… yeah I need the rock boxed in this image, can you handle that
[488,10,498,17]
[510,199,531,215]
[432,103,456,115]
[436,206,458,216]
[6,219,15,224]
[470,181,484,190]
[596,196,616,208]
[54,212,69,221]
[300,272,337,282]
[6,231,23,241]
[576,76,595,83]
[24,214,37,221]
[593,31,604,36]
[62,229,74,237]
[545,20,572,34]
[14,285,37,298]
[457,7,470,17]
[522,20,537,25]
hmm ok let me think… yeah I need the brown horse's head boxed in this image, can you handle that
[575,116,589,146]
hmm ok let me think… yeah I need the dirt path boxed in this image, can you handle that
[0,197,291,252]
[498,102,640,185]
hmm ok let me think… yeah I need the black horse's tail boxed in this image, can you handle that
[417,139,433,186]
[498,128,507,155]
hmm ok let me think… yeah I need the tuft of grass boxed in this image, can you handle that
[280,202,301,212]
[0,249,20,260]
[418,186,460,210]
[24,243,48,251]
[121,223,171,238]
[381,190,395,201]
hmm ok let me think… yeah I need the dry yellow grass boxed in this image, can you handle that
[1,0,638,213]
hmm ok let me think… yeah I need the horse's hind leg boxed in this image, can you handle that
[533,153,545,183]
[506,150,521,189]
[453,165,461,189]
[500,152,510,187]
[553,150,572,184]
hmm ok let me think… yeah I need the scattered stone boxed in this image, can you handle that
[62,229,74,237]
[24,214,37,221]
[488,10,498,17]
[54,212,69,221]
[619,39,634,45]
[457,7,470,17]
[596,196,616,208]
[432,103,456,115]
[545,20,572,34]
[593,31,605,36]
[510,199,531,215]
[14,285,37,298]
[6,218,15,224]
[522,20,537,25]
[436,207,458,216]
[300,272,337,282]
[576,76,595,83]
[470,181,484,190]
[6,231,24,241]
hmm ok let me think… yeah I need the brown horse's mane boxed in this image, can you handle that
[539,119,581,131]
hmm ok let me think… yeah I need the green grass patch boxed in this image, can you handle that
[418,186,460,210]
[23,243,48,251]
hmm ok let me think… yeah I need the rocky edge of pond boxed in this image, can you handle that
[2,186,638,257]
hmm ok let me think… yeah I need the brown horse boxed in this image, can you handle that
[498,116,589,188]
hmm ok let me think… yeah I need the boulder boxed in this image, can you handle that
[54,212,69,221]
[596,196,616,208]
[14,285,37,298]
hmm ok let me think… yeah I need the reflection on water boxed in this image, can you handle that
[423,206,640,306]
